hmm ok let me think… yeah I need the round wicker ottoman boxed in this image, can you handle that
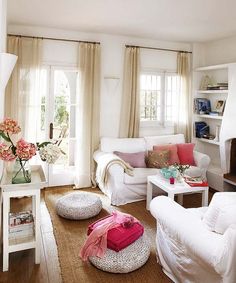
[56,193,102,220]
[89,235,150,273]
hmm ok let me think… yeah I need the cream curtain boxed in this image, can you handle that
[119,46,140,138]
[5,36,43,143]
[74,42,101,188]
[175,52,191,142]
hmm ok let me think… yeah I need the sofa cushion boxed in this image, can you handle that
[144,134,185,150]
[153,144,179,165]
[124,168,158,185]
[100,137,146,153]
[177,143,195,165]
[146,150,170,168]
[114,151,146,168]
[203,192,236,233]
[214,205,236,234]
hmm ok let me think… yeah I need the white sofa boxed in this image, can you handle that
[93,134,210,206]
[150,193,236,283]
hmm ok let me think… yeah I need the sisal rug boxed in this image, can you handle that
[44,186,211,283]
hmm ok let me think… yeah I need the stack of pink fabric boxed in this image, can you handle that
[80,211,144,261]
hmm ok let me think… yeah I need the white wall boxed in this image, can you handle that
[8,24,192,138]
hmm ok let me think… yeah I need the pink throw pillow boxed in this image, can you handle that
[177,143,195,165]
[153,144,179,165]
[114,151,146,168]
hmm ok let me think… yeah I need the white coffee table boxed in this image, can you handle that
[146,172,209,210]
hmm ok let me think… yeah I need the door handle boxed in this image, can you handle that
[49,123,53,139]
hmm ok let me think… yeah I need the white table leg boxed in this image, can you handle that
[177,194,183,205]
[34,191,41,264]
[202,188,209,207]
[146,180,153,210]
[3,194,10,272]
[168,192,175,201]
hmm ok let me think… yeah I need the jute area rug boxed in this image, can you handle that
[44,186,208,283]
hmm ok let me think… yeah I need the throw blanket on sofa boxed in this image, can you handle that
[96,153,133,188]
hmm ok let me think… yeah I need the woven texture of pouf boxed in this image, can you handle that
[56,193,102,220]
[89,235,150,273]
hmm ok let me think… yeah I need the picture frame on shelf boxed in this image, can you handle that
[213,99,225,115]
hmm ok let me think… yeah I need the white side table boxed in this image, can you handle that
[146,173,209,210]
[0,165,47,271]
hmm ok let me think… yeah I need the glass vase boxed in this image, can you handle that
[12,158,31,184]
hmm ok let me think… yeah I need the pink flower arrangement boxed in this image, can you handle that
[0,118,36,162]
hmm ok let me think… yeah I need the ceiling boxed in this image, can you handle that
[7,0,236,43]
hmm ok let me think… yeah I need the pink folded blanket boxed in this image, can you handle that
[80,211,143,261]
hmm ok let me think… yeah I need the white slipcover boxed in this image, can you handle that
[150,194,236,283]
[94,134,211,206]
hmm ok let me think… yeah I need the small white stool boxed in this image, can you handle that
[56,192,102,220]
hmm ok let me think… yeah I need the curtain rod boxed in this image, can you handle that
[7,34,100,45]
[125,44,192,54]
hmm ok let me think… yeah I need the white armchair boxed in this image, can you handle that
[150,193,236,283]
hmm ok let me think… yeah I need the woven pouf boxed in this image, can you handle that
[56,193,102,220]
[89,235,150,273]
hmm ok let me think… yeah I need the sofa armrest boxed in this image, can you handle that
[93,150,125,182]
[150,196,223,268]
[193,151,210,174]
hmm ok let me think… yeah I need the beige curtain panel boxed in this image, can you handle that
[119,46,140,138]
[5,36,43,142]
[74,42,101,188]
[175,52,191,142]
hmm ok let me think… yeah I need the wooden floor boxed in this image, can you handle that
[0,191,62,283]
[0,188,214,283]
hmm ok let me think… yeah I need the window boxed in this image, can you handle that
[140,72,179,125]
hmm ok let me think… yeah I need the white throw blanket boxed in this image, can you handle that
[96,153,133,188]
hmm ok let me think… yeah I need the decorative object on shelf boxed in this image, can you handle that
[213,99,225,115]
[200,75,213,90]
[214,125,221,142]
[194,98,211,114]
[207,82,228,90]
[195,121,210,138]
[0,118,64,184]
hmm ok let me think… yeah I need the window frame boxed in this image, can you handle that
[140,69,179,129]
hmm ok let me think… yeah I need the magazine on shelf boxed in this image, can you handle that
[9,210,34,227]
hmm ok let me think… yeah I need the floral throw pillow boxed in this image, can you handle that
[146,150,170,168]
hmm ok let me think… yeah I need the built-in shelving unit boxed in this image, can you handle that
[193,63,229,191]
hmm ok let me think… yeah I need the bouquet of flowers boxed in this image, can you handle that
[0,118,63,184]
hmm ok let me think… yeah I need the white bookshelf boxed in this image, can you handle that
[197,138,220,146]
[196,90,228,94]
[195,114,223,120]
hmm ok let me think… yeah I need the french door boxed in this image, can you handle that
[39,66,78,186]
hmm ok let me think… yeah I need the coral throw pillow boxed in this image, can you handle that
[153,144,179,165]
[114,151,146,168]
[177,143,195,165]
[146,150,170,168]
